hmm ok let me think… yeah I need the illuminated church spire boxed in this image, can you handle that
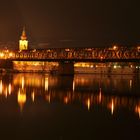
[19,27,28,51]
[21,27,27,40]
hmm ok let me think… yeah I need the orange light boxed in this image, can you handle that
[9,52,13,57]
[109,99,114,115]
[8,84,11,95]
[31,91,35,102]
[108,99,115,115]
[32,49,36,52]
[113,45,117,50]
[73,80,75,92]
[0,52,4,58]
[86,98,91,110]
[64,96,69,104]
[0,80,2,94]
[111,100,114,115]
[65,49,70,52]
[45,77,48,91]
[99,88,102,103]
[135,105,140,119]
[17,89,26,112]
[100,56,103,60]
[21,76,25,89]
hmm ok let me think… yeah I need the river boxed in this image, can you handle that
[0,73,140,140]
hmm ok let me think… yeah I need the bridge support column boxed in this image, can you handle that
[58,61,74,75]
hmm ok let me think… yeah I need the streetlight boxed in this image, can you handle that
[113,45,118,50]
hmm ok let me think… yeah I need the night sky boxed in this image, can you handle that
[0,0,140,47]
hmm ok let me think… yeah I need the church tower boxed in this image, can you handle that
[19,27,28,51]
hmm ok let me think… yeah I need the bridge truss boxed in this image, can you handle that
[0,46,140,62]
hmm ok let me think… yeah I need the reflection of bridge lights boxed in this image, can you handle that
[129,80,132,89]
[64,96,69,104]
[111,99,114,115]
[33,63,38,66]
[0,52,4,58]
[45,94,51,103]
[21,76,25,89]
[0,82,11,96]
[18,89,26,112]
[31,91,35,102]
[8,84,11,95]
[99,88,102,103]
[86,98,91,111]
[0,80,2,94]
[45,77,48,91]
[135,106,140,119]
[14,74,45,88]
[73,80,75,92]
[108,99,115,115]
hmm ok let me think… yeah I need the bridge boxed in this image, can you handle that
[0,46,140,62]
[0,46,140,74]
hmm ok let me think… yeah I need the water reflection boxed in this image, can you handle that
[18,88,26,111]
[0,73,140,118]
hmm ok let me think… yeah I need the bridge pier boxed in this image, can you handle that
[57,61,74,75]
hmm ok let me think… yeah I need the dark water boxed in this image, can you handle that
[0,73,140,140]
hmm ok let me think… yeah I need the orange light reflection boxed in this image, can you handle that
[17,89,26,112]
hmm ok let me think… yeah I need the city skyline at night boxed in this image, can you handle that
[0,1,140,140]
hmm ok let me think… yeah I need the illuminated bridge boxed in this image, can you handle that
[0,46,140,62]
[0,46,140,74]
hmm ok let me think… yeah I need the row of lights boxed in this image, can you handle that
[0,50,14,59]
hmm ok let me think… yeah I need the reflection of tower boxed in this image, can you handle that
[19,27,28,51]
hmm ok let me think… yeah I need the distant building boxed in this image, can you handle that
[19,27,28,51]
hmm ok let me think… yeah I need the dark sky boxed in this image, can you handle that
[0,0,140,46]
